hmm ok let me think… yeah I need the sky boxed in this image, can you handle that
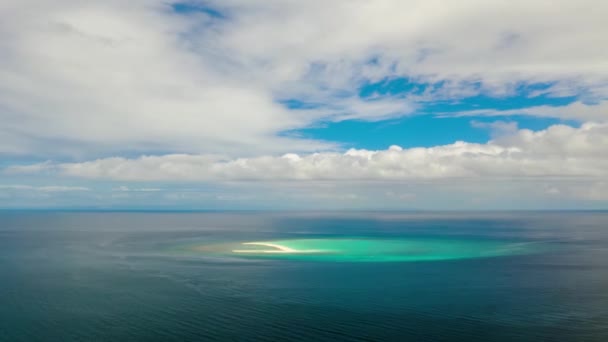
[1,0,607,210]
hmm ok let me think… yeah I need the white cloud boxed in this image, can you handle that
[539,181,608,201]
[1,0,607,158]
[0,0,332,157]
[212,0,608,95]
[470,120,519,138]
[451,101,608,121]
[6,123,607,181]
[113,186,161,192]
[385,191,416,201]
[0,185,90,192]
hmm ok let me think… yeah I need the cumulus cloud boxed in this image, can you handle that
[0,0,332,156]
[6,123,607,181]
[1,0,607,157]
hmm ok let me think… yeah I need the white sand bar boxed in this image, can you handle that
[233,242,321,254]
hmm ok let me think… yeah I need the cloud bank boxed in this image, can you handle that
[7,123,607,181]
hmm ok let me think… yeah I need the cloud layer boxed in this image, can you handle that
[1,0,607,157]
[7,123,607,181]
[1,1,607,209]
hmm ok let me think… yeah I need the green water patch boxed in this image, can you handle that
[182,237,547,262]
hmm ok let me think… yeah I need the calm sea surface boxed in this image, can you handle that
[0,211,607,341]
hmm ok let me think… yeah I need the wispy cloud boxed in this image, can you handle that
[113,186,162,192]
[0,185,90,192]
[448,101,608,121]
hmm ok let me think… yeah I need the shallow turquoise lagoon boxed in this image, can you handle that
[187,237,542,262]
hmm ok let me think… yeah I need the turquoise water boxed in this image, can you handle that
[1,211,608,341]
[186,238,541,262]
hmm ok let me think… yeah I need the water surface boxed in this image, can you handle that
[0,211,607,341]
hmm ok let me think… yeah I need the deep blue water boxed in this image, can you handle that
[0,211,607,341]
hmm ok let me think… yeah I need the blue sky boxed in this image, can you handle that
[290,79,580,149]
[0,0,607,209]
[292,115,572,150]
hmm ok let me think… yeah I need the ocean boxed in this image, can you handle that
[0,211,607,341]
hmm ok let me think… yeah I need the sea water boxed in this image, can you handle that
[0,211,607,341]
